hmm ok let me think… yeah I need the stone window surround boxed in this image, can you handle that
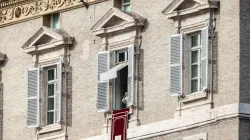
[22,27,73,136]
[38,59,63,132]
[103,39,139,131]
[178,21,211,108]
[91,8,145,133]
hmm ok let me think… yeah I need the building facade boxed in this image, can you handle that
[0,0,250,139]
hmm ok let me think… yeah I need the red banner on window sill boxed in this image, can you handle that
[111,108,129,140]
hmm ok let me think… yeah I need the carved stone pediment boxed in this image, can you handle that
[22,27,73,54]
[91,8,145,36]
[162,0,219,19]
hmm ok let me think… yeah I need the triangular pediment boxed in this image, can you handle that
[102,16,127,28]
[91,8,145,35]
[22,27,73,53]
[163,0,204,14]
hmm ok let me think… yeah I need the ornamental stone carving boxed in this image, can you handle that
[0,0,105,27]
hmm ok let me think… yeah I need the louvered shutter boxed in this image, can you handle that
[97,52,109,112]
[27,68,40,128]
[169,34,183,96]
[127,45,134,106]
[56,61,62,123]
[201,27,209,90]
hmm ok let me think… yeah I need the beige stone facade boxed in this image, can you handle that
[0,0,249,140]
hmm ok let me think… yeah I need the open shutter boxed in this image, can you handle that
[56,61,62,123]
[201,27,209,90]
[169,34,183,96]
[97,52,109,112]
[127,45,134,106]
[27,68,40,128]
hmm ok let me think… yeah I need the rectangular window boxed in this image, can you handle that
[189,33,201,94]
[43,13,60,29]
[50,13,60,29]
[97,45,134,112]
[46,68,57,125]
[122,0,131,12]
[116,50,128,63]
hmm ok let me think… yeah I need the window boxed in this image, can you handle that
[169,27,208,96]
[113,0,131,12]
[97,45,134,112]
[122,0,131,12]
[116,49,128,63]
[27,62,62,128]
[189,33,201,94]
[43,13,60,29]
[46,68,57,125]
[113,49,128,110]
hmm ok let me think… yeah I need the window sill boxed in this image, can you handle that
[182,91,208,103]
[38,123,62,134]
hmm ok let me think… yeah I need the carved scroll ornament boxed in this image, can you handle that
[0,0,103,27]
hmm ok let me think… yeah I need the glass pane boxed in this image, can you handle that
[48,84,54,96]
[52,13,59,29]
[191,35,199,47]
[47,98,54,111]
[191,79,198,93]
[123,5,131,12]
[123,0,130,3]
[191,65,198,78]
[48,69,55,81]
[47,112,54,125]
[118,52,125,62]
[191,51,198,63]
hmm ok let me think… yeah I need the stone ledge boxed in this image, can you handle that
[81,103,250,140]
[38,123,62,134]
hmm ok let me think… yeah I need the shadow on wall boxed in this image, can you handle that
[138,49,144,110]
[0,83,3,140]
[66,66,73,127]
[212,31,218,97]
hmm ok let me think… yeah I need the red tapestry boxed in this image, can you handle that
[111,108,129,140]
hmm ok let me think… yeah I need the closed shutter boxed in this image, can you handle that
[97,52,109,112]
[56,61,62,123]
[127,45,134,106]
[27,68,40,128]
[201,27,209,90]
[169,34,183,96]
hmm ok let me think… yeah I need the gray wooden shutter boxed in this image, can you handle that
[169,34,183,96]
[27,68,40,128]
[201,27,209,90]
[127,45,134,106]
[56,61,62,123]
[97,52,109,112]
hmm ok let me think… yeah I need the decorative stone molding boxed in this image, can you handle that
[0,0,107,28]
[162,0,219,19]
[82,103,250,140]
[92,7,146,134]
[22,26,73,54]
[91,8,145,37]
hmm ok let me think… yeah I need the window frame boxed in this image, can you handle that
[50,13,60,29]
[115,49,128,64]
[121,0,131,12]
[189,32,201,94]
[45,66,57,125]
[112,48,128,110]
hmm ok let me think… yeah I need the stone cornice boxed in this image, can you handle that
[0,0,107,28]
